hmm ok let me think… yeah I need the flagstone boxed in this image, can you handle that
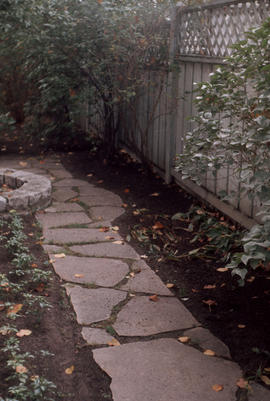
[51,256,129,286]
[43,228,122,244]
[113,296,198,336]
[52,188,78,202]
[36,212,92,229]
[81,328,116,346]
[70,242,139,259]
[65,286,127,325]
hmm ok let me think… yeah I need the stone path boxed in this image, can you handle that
[2,154,269,401]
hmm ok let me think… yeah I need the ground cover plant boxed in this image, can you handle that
[0,211,113,401]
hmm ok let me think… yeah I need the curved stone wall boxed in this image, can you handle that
[0,169,51,212]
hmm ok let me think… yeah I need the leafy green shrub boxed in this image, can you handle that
[175,18,270,281]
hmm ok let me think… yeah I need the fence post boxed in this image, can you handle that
[165,5,179,184]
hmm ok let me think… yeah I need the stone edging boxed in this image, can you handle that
[0,169,51,212]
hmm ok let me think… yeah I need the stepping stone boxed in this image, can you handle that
[53,178,93,187]
[70,243,140,260]
[113,296,198,336]
[93,338,242,401]
[42,245,65,254]
[52,188,78,202]
[249,383,270,401]
[36,212,92,229]
[183,327,231,359]
[79,193,122,207]
[43,228,122,244]
[65,286,127,325]
[90,206,125,222]
[120,260,173,296]
[51,256,129,286]
[49,169,73,179]
[82,328,116,346]
[45,202,84,213]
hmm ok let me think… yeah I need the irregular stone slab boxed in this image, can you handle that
[120,260,173,296]
[51,256,129,286]
[43,228,122,244]
[249,383,270,400]
[0,196,7,211]
[93,338,242,401]
[49,169,73,179]
[36,212,92,229]
[54,178,93,188]
[65,286,126,325]
[114,296,198,336]
[45,202,84,213]
[183,327,231,359]
[42,244,65,254]
[79,193,122,207]
[90,206,125,222]
[70,243,140,260]
[114,296,197,336]
[52,188,77,202]
[82,328,115,346]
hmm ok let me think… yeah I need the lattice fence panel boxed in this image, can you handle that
[177,0,270,58]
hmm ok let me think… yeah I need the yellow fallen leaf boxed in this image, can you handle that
[16,365,28,374]
[178,336,190,343]
[149,294,159,302]
[108,338,120,346]
[113,240,124,245]
[264,367,270,373]
[74,274,84,278]
[19,161,28,167]
[7,303,23,316]
[99,227,109,232]
[237,324,246,329]
[150,192,160,197]
[65,365,75,375]
[261,375,270,386]
[16,329,32,337]
[111,226,120,231]
[152,222,164,230]
[216,267,229,272]
[0,328,10,335]
[166,283,175,289]
[87,173,93,177]
[204,349,216,356]
[54,253,66,259]
[203,284,216,290]
[212,384,223,392]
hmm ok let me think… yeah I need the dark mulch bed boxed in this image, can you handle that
[62,149,270,383]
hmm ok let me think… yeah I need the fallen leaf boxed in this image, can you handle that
[152,222,164,230]
[0,303,5,311]
[99,227,109,232]
[203,284,216,290]
[7,304,23,316]
[130,272,135,277]
[108,338,120,346]
[65,365,75,375]
[216,267,229,272]
[31,263,38,268]
[178,336,190,343]
[149,294,159,302]
[28,232,34,237]
[212,384,223,392]
[220,283,226,288]
[16,365,28,374]
[19,161,28,167]
[124,188,130,193]
[16,329,32,337]
[35,283,45,293]
[122,203,128,208]
[111,226,119,231]
[202,299,217,307]
[261,375,270,386]
[74,274,84,278]
[204,349,216,356]
[113,240,124,245]
[166,283,175,289]
[97,180,104,184]
[192,288,199,293]
[140,255,148,259]
[70,197,79,202]
[105,236,115,240]
[237,324,246,329]
[150,192,159,197]
[0,328,10,335]
[264,367,270,373]
[54,253,66,258]
[247,276,255,283]
[87,173,93,177]
[236,378,250,389]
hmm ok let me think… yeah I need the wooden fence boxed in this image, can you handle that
[115,0,270,228]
